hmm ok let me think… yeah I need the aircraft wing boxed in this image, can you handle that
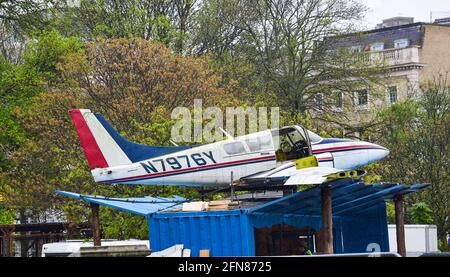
[241,159,364,186]
[283,167,341,185]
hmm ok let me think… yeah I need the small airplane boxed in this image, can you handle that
[69,109,389,188]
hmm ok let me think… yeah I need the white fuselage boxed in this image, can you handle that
[92,134,389,187]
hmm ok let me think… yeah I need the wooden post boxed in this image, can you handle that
[1,228,14,257]
[230,171,235,201]
[90,203,101,246]
[394,194,406,257]
[321,185,334,254]
[6,230,13,257]
[283,187,296,197]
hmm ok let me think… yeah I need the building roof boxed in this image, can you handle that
[324,21,450,51]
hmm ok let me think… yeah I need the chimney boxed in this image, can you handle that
[376,17,414,29]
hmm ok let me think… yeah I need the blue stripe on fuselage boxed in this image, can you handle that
[316,138,354,144]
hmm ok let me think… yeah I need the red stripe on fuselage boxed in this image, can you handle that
[110,155,277,182]
[69,109,109,169]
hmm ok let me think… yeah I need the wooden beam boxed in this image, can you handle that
[90,203,101,246]
[0,226,14,257]
[321,185,334,254]
[394,194,406,257]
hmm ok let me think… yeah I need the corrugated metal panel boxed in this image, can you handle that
[341,202,390,253]
[148,210,254,257]
[248,180,430,216]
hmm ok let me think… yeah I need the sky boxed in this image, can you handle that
[361,0,450,28]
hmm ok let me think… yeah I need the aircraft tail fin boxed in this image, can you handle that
[69,109,194,169]
[69,109,132,169]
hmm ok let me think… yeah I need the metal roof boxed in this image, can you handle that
[56,179,429,217]
[55,190,185,217]
[248,179,430,216]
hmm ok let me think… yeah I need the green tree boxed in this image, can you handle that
[0,53,41,172]
[0,31,82,169]
[52,0,196,51]
[0,31,83,224]
[0,38,239,237]
[0,0,52,28]
[0,0,56,63]
[375,75,449,250]
[0,207,15,224]
[22,30,83,84]
[411,202,434,225]
[191,0,387,135]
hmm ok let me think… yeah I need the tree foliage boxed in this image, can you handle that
[0,207,14,224]
[0,37,238,238]
[0,0,447,247]
[374,76,449,249]
[187,0,389,138]
[0,31,82,173]
[53,0,197,51]
[0,0,53,31]
[411,202,434,225]
[0,0,57,63]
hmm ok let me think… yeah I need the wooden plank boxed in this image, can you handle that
[199,249,210,257]
[208,200,232,206]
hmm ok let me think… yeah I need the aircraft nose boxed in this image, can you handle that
[367,143,390,162]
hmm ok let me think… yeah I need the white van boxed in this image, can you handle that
[388,225,439,257]
[42,240,150,257]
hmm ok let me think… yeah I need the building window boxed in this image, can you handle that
[371,42,385,52]
[394,39,410,48]
[349,45,362,53]
[335,92,343,108]
[356,90,368,106]
[388,86,398,103]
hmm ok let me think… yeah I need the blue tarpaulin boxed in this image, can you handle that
[55,190,185,216]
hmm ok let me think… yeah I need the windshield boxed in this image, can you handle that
[307,130,323,143]
[272,127,310,162]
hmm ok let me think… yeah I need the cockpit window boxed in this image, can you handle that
[272,127,310,162]
[307,130,323,143]
[223,141,246,155]
[245,135,273,152]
